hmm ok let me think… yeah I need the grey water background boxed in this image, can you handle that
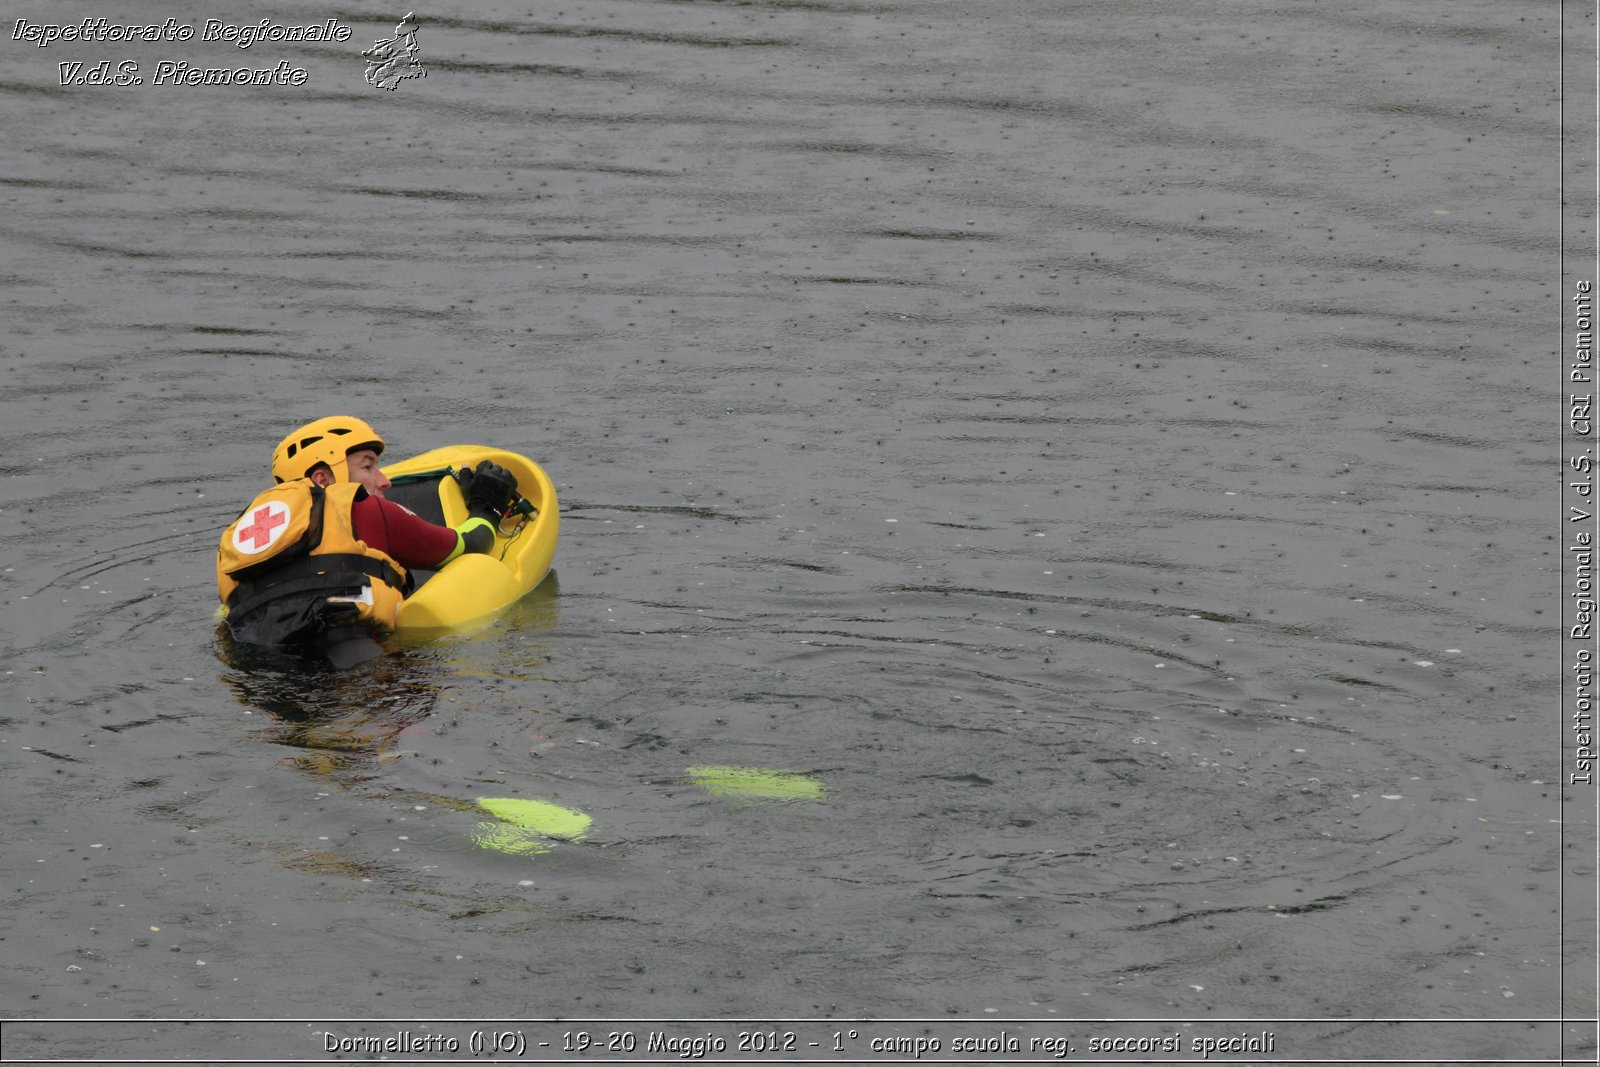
[0,0,1592,1061]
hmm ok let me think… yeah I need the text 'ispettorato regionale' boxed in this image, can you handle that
[12,18,353,87]
[12,18,352,48]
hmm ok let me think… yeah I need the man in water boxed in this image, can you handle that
[218,416,518,663]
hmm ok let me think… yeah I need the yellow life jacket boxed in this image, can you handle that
[217,480,408,648]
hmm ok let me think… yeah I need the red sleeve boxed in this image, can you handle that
[351,495,459,570]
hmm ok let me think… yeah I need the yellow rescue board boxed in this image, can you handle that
[381,446,559,632]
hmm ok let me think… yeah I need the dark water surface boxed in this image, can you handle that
[0,0,1591,1061]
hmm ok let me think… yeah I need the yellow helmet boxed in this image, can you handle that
[271,416,385,484]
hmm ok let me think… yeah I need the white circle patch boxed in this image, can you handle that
[233,500,292,555]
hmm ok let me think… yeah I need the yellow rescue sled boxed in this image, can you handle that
[382,446,559,632]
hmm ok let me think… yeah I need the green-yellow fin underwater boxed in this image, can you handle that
[472,796,591,856]
[685,765,825,801]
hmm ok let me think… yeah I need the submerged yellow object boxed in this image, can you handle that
[686,765,826,801]
[381,446,559,632]
[472,796,591,855]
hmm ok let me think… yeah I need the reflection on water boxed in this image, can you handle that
[220,574,563,775]
[222,654,443,772]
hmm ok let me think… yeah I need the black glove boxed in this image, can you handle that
[465,460,518,519]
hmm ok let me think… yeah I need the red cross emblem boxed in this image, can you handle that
[233,501,291,554]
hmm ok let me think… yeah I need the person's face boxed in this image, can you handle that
[342,449,390,496]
